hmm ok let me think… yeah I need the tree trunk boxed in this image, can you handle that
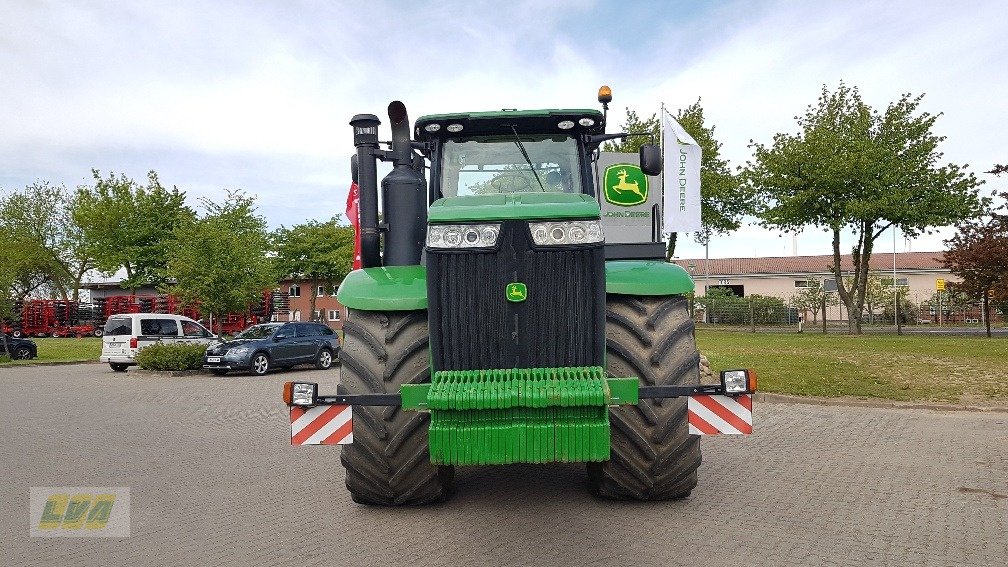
[310,275,318,321]
[665,233,678,262]
[984,291,992,338]
[830,228,856,334]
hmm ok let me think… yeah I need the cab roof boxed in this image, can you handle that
[414,108,605,140]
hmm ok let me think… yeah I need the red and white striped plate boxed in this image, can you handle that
[290,404,353,445]
[688,394,753,435]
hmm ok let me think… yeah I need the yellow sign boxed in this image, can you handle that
[936,279,945,291]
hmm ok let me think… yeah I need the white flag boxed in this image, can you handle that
[663,111,702,233]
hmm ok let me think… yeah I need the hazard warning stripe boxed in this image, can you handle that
[688,394,752,435]
[290,404,353,445]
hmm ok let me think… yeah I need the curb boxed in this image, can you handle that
[128,369,210,378]
[756,392,1008,413]
[0,360,101,369]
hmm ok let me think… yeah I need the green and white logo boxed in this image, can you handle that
[603,164,648,207]
[505,282,527,302]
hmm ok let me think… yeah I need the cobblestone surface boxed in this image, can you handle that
[1,363,1006,566]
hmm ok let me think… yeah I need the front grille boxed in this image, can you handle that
[427,221,605,371]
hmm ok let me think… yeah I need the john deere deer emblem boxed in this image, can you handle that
[506,282,527,302]
[603,164,648,206]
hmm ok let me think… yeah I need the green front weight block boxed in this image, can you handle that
[400,367,640,466]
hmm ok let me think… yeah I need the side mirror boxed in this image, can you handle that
[639,144,662,176]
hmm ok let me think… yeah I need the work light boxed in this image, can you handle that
[283,382,318,407]
[720,369,757,394]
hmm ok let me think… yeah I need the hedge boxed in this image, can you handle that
[135,342,208,371]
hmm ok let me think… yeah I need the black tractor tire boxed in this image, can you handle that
[109,363,128,372]
[249,352,270,376]
[338,309,452,505]
[314,348,334,370]
[14,347,33,360]
[587,294,702,500]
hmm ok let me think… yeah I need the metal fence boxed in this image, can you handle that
[690,289,1007,333]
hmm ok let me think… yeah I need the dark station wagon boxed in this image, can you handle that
[203,322,340,376]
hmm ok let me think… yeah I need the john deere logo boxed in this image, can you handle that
[603,164,648,206]
[506,283,527,302]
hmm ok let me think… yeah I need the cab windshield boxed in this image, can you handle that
[440,136,582,197]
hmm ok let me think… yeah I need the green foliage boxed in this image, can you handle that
[273,217,354,322]
[164,190,277,332]
[135,342,209,371]
[696,288,792,325]
[788,279,839,323]
[0,181,91,300]
[74,170,194,289]
[747,82,988,333]
[605,102,749,258]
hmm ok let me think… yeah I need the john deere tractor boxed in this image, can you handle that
[282,87,755,505]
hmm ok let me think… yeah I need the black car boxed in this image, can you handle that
[1,334,37,360]
[203,322,340,376]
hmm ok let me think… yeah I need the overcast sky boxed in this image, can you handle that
[1,0,1005,260]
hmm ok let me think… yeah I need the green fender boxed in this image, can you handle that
[605,260,695,296]
[336,265,427,311]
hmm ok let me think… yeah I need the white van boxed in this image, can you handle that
[100,314,218,372]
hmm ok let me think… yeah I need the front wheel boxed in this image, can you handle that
[109,363,128,372]
[249,353,270,376]
[93,329,103,337]
[14,347,33,360]
[339,309,452,505]
[314,348,333,370]
[587,294,702,500]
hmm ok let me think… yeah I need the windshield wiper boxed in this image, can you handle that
[510,126,546,191]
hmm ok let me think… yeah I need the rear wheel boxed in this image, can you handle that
[14,347,33,360]
[587,295,702,500]
[93,329,103,337]
[339,309,452,505]
[109,363,128,372]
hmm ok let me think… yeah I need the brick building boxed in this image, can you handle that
[272,279,345,331]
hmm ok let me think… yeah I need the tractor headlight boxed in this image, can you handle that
[427,223,500,249]
[529,220,604,246]
[720,369,757,394]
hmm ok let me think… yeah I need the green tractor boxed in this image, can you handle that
[283,87,755,505]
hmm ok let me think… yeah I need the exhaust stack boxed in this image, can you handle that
[380,101,427,267]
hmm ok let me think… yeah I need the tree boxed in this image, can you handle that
[272,217,355,321]
[164,191,277,334]
[789,279,839,324]
[943,182,1008,336]
[606,101,750,259]
[74,170,194,290]
[747,82,987,333]
[0,182,93,301]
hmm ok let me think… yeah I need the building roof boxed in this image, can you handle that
[672,251,947,277]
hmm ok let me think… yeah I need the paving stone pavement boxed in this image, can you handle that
[1,363,1005,567]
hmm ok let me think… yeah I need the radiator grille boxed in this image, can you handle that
[427,221,604,371]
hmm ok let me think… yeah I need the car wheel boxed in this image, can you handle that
[12,330,22,338]
[93,329,103,337]
[211,369,228,376]
[109,363,128,372]
[250,353,270,376]
[14,347,33,360]
[315,348,333,370]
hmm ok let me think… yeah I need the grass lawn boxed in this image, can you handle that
[696,329,1008,405]
[2,337,101,366]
